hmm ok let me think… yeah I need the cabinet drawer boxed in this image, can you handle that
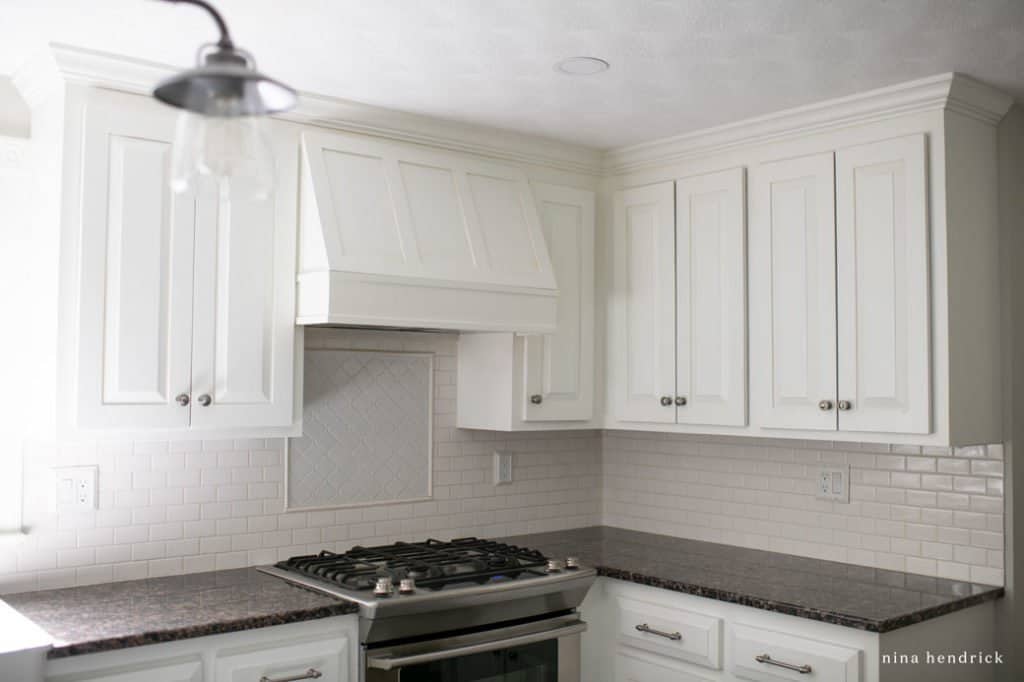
[615,595,722,670]
[215,633,349,682]
[730,623,860,682]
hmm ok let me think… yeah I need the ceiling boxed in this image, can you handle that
[1,0,1022,149]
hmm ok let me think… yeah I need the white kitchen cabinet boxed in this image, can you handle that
[456,183,597,430]
[750,136,930,437]
[66,88,298,436]
[581,577,996,682]
[610,170,746,427]
[748,153,838,432]
[45,616,358,682]
[835,135,930,435]
[609,181,676,424]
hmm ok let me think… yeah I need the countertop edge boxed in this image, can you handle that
[46,602,359,660]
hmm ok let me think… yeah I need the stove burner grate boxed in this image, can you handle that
[275,538,549,591]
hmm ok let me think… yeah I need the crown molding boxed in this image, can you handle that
[12,43,604,176]
[11,45,1015,179]
[603,73,1015,174]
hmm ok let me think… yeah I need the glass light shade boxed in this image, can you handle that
[170,110,276,201]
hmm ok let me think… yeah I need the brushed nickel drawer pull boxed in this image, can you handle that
[634,623,682,641]
[755,653,812,674]
[259,669,322,682]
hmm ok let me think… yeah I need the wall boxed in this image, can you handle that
[0,330,601,594]
[603,431,1004,585]
[996,104,1024,682]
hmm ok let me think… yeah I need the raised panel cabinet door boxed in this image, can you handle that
[836,134,930,434]
[675,168,747,426]
[522,183,596,421]
[189,126,297,429]
[76,95,195,429]
[749,153,838,431]
[611,182,676,424]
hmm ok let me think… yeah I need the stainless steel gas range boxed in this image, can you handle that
[260,537,596,682]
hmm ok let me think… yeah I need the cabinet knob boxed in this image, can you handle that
[175,393,190,407]
[838,400,852,411]
[530,394,543,405]
[197,394,212,407]
[660,396,673,406]
[818,399,834,411]
[675,396,687,406]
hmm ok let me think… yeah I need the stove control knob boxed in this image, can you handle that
[546,559,564,573]
[373,576,394,597]
[565,557,581,570]
[399,578,416,594]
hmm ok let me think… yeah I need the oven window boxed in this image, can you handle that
[397,639,557,681]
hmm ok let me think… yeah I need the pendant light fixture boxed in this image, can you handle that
[152,0,297,199]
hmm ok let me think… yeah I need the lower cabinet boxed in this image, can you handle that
[581,577,997,682]
[44,617,358,682]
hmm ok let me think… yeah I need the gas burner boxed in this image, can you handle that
[272,538,550,592]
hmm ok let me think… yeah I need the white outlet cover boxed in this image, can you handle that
[54,466,98,511]
[493,451,513,485]
[816,465,850,503]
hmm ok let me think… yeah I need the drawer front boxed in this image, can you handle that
[215,634,349,682]
[615,651,717,682]
[615,595,723,670]
[730,623,860,682]
[47,659,203,682]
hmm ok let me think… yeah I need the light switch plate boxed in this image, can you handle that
[54,466,98,510]
[493,451,513,485]
[816,465,849,503]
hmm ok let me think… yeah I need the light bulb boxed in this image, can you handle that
[170,110,276,201]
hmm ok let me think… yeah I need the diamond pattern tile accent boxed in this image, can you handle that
[287,350,432,509]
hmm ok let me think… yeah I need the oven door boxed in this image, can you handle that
[365,614,585,682]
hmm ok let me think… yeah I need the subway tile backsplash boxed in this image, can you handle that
[0,331,1004,593]
[602,431,1004,586]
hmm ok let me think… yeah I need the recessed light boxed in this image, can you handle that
[554,56,610,76]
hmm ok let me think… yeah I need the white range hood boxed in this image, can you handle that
[296,129,559,332]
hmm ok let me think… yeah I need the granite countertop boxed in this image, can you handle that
[2,567,358,659]
[502,526,1004,633]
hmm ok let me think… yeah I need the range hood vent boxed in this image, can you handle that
[296,130,559,333]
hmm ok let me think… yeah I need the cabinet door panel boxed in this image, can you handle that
[675,168,747,426]
[523,183,595,421]
[190,130,297,429]
[750,154,838,431]
[612,183,677,423]
[76,97,194,429]
[836,134,930,434]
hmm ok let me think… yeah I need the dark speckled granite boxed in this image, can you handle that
[502,526,1003,633]
[2,567,358,659]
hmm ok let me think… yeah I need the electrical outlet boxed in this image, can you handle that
[493,451,513,485]
[815,465,849,503]
[54,466,98,510]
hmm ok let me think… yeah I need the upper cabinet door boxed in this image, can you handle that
[749,153,838,431]
[611,182,677,423]
[76,95,195,429]
[522,183,595,422]
[675,168,748,426]
[189,127,298,430]
[836,135,930,434]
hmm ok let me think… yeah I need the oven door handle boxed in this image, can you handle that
[366,621,587,671]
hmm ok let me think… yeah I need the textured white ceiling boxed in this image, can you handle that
[1,0,1022,148]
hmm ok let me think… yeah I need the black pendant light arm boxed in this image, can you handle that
[158,0,234,49]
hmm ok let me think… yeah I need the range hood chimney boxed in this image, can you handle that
[295,129,559,333]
